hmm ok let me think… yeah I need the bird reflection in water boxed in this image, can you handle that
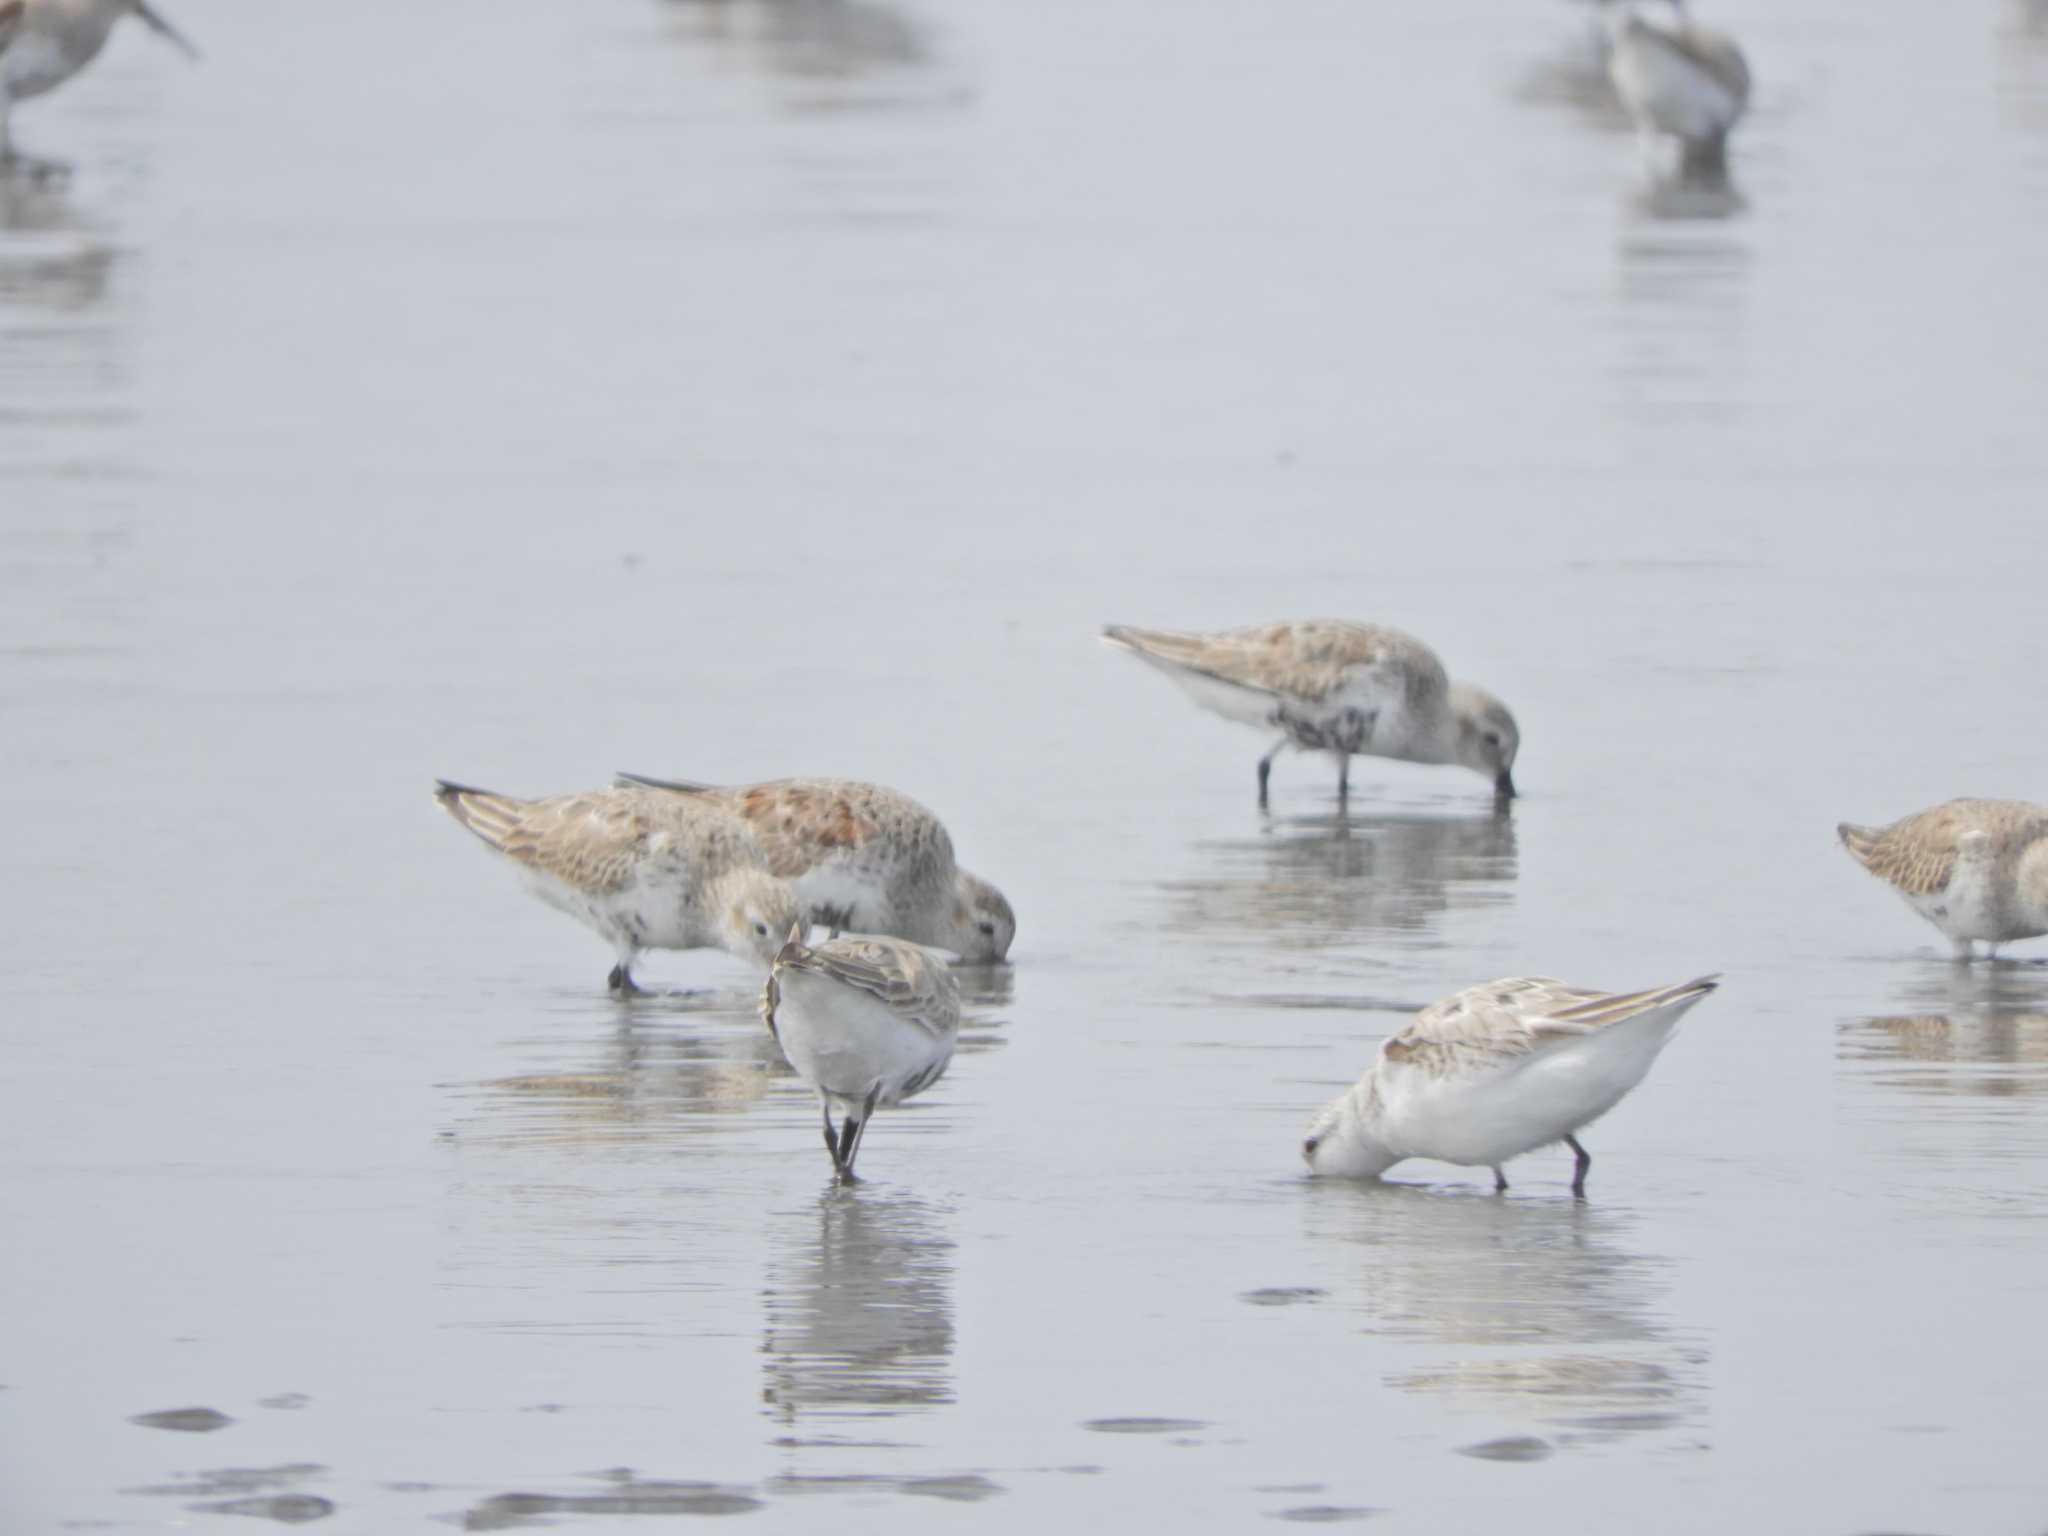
[762,1187,955,1427]
[1843,967,2048,1100]
[1612,225,1751,432]
[471,1008,791,1149]
[0,176,114,306]
[660,0,934,90]
[1160,809,1516,953]
[1304,1183,1701,1442]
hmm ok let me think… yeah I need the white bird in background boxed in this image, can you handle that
[1839,799,2048,963]
[433,781,801,994]
[1303,974,1719,1195]
[1102,619,1519,808]
[0,0,199,176]
[762,926,961,1183]
[1605,0,1750,184]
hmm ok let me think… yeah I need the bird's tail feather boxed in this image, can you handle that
[433,780,532,852]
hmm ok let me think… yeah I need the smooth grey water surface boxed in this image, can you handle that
[4,0,2048,1529]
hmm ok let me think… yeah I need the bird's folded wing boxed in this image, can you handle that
[1381,975,1717,1077]
[441,785,658,894]
[1670,25,1751,102]
[1104,620,1444,705]
[787,939,959,1036]
[614,770,721,795]
[1838,801,2048,895]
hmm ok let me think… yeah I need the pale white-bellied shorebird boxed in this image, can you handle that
[1303,974,1718,1195]
[615,772,1015,961]
[1839,799,2048,962]
[1605,1,1750,184]
[433,781,800,994]
[1,0,199,177]
[761,926,961,1182]
[1101,620,1519,808]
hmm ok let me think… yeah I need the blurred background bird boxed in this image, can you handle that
[1604,0,1751,185]
[0,0,198,177]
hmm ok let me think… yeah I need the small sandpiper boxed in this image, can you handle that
[1,0,200,178]
[1839,799,2048,962]
[762,926,961,1183]
[1303,974,1718,1195]
[1101,619,1519,808]
[1605,0,1751,185]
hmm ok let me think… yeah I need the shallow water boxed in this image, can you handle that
[5,0,2048,1528]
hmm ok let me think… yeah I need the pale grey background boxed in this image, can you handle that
[4,0,2047,1529]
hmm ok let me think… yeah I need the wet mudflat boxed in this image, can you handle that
[4,0,2048,1529]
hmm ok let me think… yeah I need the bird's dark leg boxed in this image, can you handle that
[834,1115,861,1182]
[841,1084,883,1180]
[1492,1166,1508,1194]
[1337,755,1350,805]
[1257,737,1288,810]
[608,963,646,996]
[1566,1135,1591,1198]
[821,1104,842,1168]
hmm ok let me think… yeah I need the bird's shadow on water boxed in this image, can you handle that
[761,1183,957,1430]
[1840,960,2048,1097]
[1290,1178,1704,1445]
[461,995,793,1146]
[1158,805,1517,969]
[656,0,959,112]
[1628,173,1745,222]
[0,178,119,310]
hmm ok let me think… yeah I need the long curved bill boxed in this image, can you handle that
[133,0,201,60]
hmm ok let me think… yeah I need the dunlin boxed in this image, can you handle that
[1101,620,1518,807]
[434,781,799,994]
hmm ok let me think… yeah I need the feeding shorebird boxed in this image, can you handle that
[762,926,961,1183]
[433,781,800,994]
[615,772,1015,961]
[1101,620,1519,808]
[1839,799,2048,962]
[1303,974,1718,1195]
[0,0,200,177]
[1605,1,1751,184]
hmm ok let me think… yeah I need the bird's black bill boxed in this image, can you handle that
[133,1,201,59]
[1495,770,1517,800]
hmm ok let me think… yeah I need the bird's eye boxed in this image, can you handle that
[754,922,769,937]
[1303,1136,1320,1157]
[976,921,996,936]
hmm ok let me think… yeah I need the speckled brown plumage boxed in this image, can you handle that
[1838,800,2048,898]
[614,772,1015,960]
[1379,975,1721,1079]
[1102,620,1449,711]
[436,782,769,899]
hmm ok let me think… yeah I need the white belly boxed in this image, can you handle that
[1612,41,1740,142]
[519,867,695,952]
[775,972,953,1117]
[1384,1014,1681,1168]
[1906,860,2040,944]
